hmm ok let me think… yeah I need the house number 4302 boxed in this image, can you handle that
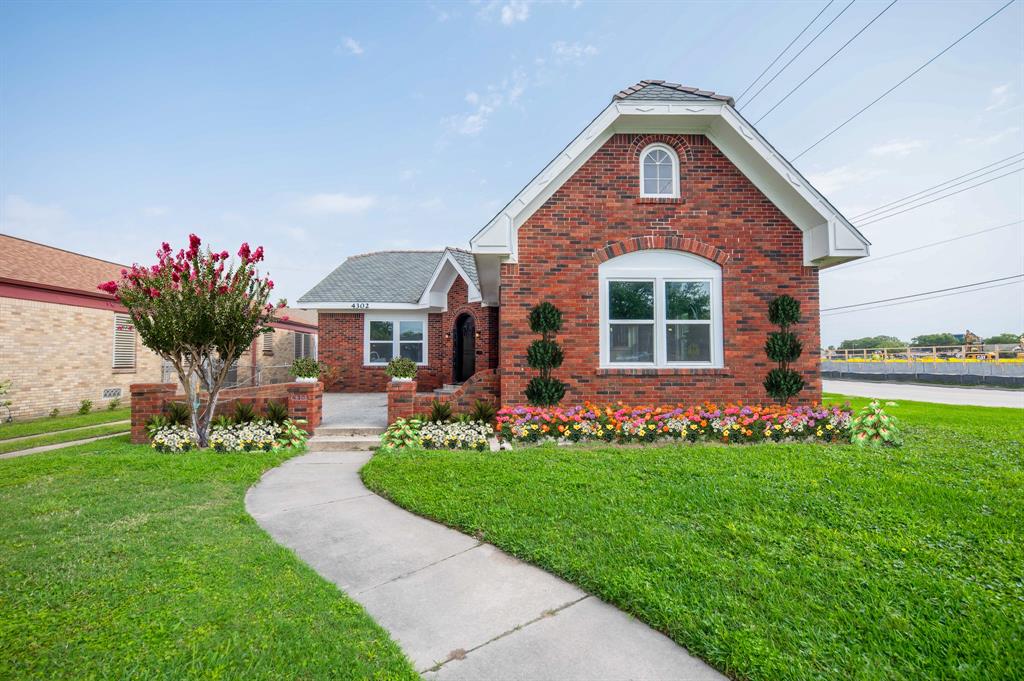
[350,303,369,309]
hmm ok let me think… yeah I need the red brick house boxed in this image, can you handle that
[300,81,869,407]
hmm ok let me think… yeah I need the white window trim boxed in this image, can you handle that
[639,142,680,198]
[599,250,723,369]
[364,312,429,366]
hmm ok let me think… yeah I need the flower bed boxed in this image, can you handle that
[381,419,493,451]
[209,421,281,452]
[496,403,853,446]
[149,418,307,453]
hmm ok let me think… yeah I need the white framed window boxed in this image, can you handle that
[293,331,316,360]
[639,143,680,198]
[599,250,723,368]
[365,313,428,366]
[112,313,137,370]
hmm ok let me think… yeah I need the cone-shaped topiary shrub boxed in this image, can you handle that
[524,302,566,406]
[763,294,805,404]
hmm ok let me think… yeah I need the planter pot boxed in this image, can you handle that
[294,376,319,383]
[390,377,415,383]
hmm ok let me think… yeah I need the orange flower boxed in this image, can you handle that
[557,425,565,433]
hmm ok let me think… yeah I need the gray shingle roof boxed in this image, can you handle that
[614,81,734,106]
[298,248,480,305]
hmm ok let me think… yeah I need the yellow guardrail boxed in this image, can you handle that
[822,357,1024,364]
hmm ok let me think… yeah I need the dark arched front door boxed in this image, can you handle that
[453,314,476,382]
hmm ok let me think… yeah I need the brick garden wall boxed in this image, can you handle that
[500,132,821,406]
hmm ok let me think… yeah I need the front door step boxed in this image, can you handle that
[308,426,383,452]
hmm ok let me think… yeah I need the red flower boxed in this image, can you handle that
[238,242,251,261]
[218,284,229,294]
[189,233,201,251]
[267,279,274,290]
[219,250,229,260]
[148,287,160,298]
[251,246,264,262]
[98,281,118,294]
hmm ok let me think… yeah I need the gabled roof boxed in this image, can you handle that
[470,80,869,268]
[297,248,481,307]
[0,233,124,293]
[614,80,734,106]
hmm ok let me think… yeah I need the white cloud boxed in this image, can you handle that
[339,37,364,56]
[805,165,885,195]
[428,3,452,22]
[960,126,1021,146]
[1,195,68,229]
[986,83,1011,111]
[551,41,598,64]
[500,1,530,25]
[442,70,527,136]
[293,193,376,216]
[868,139,926,158]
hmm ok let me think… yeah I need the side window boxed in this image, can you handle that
[639,143,680,198]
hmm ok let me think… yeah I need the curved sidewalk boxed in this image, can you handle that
[246,451,724,680]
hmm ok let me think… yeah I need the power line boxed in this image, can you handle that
[822,279,1023,316]
[754,0,899,125]
[856,167,1023,227]
[821,274,1023,312]
[739,0,857,110]
[736,1,836,103]
[792,0,1016,160]
[824,219,1023,271]
[851,152,1024,220]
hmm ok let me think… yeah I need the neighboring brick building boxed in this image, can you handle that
[0,235,318,420]
[300,81,870,407]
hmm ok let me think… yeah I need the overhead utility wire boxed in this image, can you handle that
[754,0,898,124]
[739,0,857,110]
[735,1,836,103]
[851,152,1024,220]
[820,274,1023,312]
[792,0,1016,160]
[821,280,1023,316]
[824,219,1023,272]
[856,167,1023,226]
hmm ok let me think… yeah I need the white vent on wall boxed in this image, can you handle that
[112,314,137,370]
[262,329,275,355]
[102,387,122,399]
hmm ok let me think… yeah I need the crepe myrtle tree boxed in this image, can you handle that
[99,235,285,446]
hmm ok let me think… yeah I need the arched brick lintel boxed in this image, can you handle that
[594,236,730,266]
[627,133,698,164]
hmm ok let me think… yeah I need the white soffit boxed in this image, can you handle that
[469,100,870,267]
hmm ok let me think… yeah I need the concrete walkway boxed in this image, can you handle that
[321,392,387,428]
[824,379,1024,408]
[246,451,724,680]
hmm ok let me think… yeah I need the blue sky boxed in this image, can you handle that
[1,0,1021,345]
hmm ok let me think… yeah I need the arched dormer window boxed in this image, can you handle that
[639,143,679,198]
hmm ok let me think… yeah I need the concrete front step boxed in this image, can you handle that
[315,425,386,437]
[307,434,381,452]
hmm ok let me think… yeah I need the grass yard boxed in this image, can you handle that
[0,422,130,455]
[0,437,417,680]
[0,407,130,440]
[362,396,1024,681]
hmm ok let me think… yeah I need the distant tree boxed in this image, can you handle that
[910,333,959,347]
[984,332,1023,344]
[838,335,906,350]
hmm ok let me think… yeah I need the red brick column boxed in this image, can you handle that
[387,380,417,423]
[129,383,177,444]
[287,382,323,434]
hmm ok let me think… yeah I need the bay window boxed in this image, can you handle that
[599,250,723,368]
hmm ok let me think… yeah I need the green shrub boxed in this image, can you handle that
[290,357,322,379]
[385,356,417,379]
[211,415,234,429]
[851,400,903,447]
[468,399,497,424]
[145,415,170,438]
[165,402,191,426]
[232,401,256,424]
[78,400,93,415]
[107,398,121,411]
[429,400,453,423]
[48,408,59,419]
[763,294,805,404]
[264,400,288,425]
[525,302,566,406]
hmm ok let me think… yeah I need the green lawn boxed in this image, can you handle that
[0,407,130,440]
[0,437,417,680]
[0,422,130,455]
[362,396,1024,680]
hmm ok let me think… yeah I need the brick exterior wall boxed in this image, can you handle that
[499,132,821,406]
[318,275,499,394]
[0,297,163,420]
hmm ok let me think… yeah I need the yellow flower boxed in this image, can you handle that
[826,424,833,430]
